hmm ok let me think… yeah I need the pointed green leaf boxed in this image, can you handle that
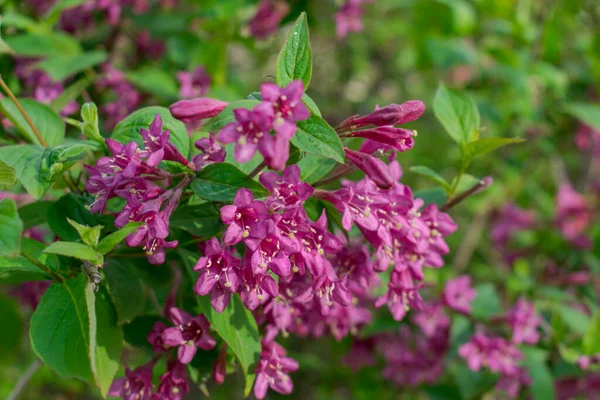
[67,218,103,247]
[170,203,222,237]
[410,166,451,191]
[96,222,144,255]
[276,12,312,88]
[0,293,22,361]
[43,241,101,263]
[583,314,600,355]
[35,50,107,81]
[292,115,345,163]
[48,194,104,241]
[433,84,480,145]
[522,347,556,400]
[192,163,269,202]
[103,260,145,325]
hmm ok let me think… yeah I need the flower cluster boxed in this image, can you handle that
[176,66,211,99]
[335,0,374,39]
[96,64,142,129]
[247,0,289,39]
[458,297,542,398]
[217,80,310,170]
[109,308,212,400]
[85,115,193,264]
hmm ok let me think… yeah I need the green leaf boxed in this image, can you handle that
[471,283,502,320]
[67,218,103,247]
[96,222,144,255]
[298,154,338,184]
[463,137,525,161]
[126,67,179,99]
[0,98,65,147]
[192,163,269,202]
[170,203,222,237]
[522,347,556,400]
[18,200,53,229]
[43,241,101,263]
[103,260,145,325]
[50,75,94,114]
[180,249,261,396]
[559,305,591,335]
[30,274,122,396]
[44,0,87,26]
[410,166,451,191]
[449,363,496,400]
[565,103,600,131]
[0,160,17,190]
[414,187,448,207]
[302,93,321,116]
[0,255,48,283]
[292,115,345,163]
[433,84,480,145]
[276,12,312,88]
[0,198,23,257]
[112,106,189,157]
[583,314,600,355]
[202,99,260,133]
[35,50,108,81]
[48,194,104,241]
[0,294,22,362]
[5,32,80,56]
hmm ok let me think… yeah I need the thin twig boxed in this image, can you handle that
[313,165,357,187]
[7,358,42,400]
[248,161,267,179]
[21,251,64,283]
[440,177,493,212]
[0,75,47,147]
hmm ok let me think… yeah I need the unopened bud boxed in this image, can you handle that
[169,98,229,123]
[344,148,394,189]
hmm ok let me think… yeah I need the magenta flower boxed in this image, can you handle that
[96,139,144,178]
[294,210,342,276]
[375,270,423,321]
[346,126,416,152]
[254,340,299,399]
[220,188,269,245]
[490,203,536,250]
[248,0,289,39]
[245,218,297,277]
[84,166,122,213]
[192,133,226,169]
[169,97,228,123]
[555,183,592,248]
[442,275,476,315]
[147,321,169,353]
[459,332,523,376]
[260,165,314,211]
[335,0,372,39]
[213,346,227,385]
[239,262,279,310]
[505,298,542,345]
[313,266,353,313]
[140,115,190,167]
[177,66,211,99]
[344,149,395,189]
[260,81,310,138]
[495,368,531,399]
[161,307,216,364]
[194,238,241,313]
[340,100,426,130]
[108,361,155,400]
[154,361,189,400]
[323,179,384,231]
[217,102,275,163]
[413,302,450,338]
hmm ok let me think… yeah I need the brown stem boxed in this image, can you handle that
[313,165,357,187]
[440,177,492,212]
[21,251,64,283]
[249,161,267,179]
[0,75,47,147]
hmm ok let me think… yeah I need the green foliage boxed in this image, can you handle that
[95,222,144,255]
[192,162,268,201]
[170,203,223,237]
[410,166,451,191]
[292,116,346,163]
[0,294,22,362]
[35,50,108,81]
[276,12,312,89]
[202,99,260,133]
[0,198,23,257]
[433,84,480,146]
[180,249,261,396]
[48,194,104,242]
[0,161,17,190]
[103,260,145,325]
[43,241,102,263]
[30,274,123,396]
[0,98,64,146]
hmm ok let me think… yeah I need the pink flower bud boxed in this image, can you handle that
[213,346,227,385]
[169,97,228,123]
[349,100,425,128]
[344,148,394,189]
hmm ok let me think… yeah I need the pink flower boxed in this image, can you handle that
[193,238,241,313]
[248,0,289,39]
[459,332,523,376]
[339,100,425,130]
[177,67,211,99]
[344,149,394,189]
[108,361,155,400]
[220,188,269,245]
[375,270,423,321]
[505,298,542,345]
[192,134,226,169]
[161,307,216,364]
[442,275,476,315]
[555,183,592,248]
[154,361,189,400]
[260,165,314,211]
[169,98,228,123]
[254,340,299,399]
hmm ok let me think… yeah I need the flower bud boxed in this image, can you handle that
[344,148,394,189]
[348,100,425,128]
[348,126,415,152]
[169,97,228,123]
[213,345,228,385]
